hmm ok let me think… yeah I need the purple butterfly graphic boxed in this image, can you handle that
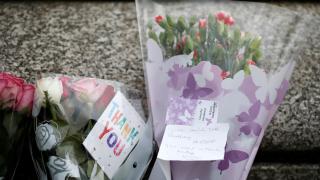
[182,73,213,99]
[237,101,262,136]
[218,150,249,174]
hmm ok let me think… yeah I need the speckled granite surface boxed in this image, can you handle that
[248,163,320,180]
[260,2,320,151]
[0,2,144,92]
[0,2,319,179]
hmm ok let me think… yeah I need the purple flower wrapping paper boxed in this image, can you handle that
[145,39,295,180]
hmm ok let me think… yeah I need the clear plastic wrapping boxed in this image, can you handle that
[31,74,155,180]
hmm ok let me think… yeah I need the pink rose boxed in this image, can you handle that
[59,76,72,99]
[199,19,207,29]
[0,73,23,109]
[71,78,109,103]
[94,85,115,110]
[0,73,35,113]
[16,84,35,112]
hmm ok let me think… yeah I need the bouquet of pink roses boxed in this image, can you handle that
[0,72,35,179]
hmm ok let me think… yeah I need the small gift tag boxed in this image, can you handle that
[83,91,145,179]
[158,124,229,161]
[166,97,218,126]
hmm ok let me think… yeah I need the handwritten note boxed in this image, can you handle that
[157,124,229,161]
[193,99,218,126]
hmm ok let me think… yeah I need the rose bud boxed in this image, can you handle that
[155,15,164,24]
[199,19,207,29]
[195,32,201,42]
[247,59,256,65]
[224,16,235,26]
[176,42,182,53]
[182,36,187,45]
[220,71,230,79]
[71,78,109,103]
[215,11,226,21]
[193,49,198,60]
[237,54,244,61]
[16,84,35,113]
[36,77,63,105]
[59,76,72,99]
[94,85,115,115]
[0,73,24,109]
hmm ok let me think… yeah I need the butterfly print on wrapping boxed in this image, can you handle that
[182,73,213,99]
[218,150,249,174]
[237,101,262,136]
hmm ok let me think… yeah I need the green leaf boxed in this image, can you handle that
[189,28,196,40]
[217,21,224,36]
[177,16,187,33]
[0,124,9,155]
[147,20,153,30]
[0,154,7,176]
[56,134,87,164]
[86,160,95,178]
[82,119,94,137]
[166,30,175,46]
[222,24,229,39]
[212,44,225,65]
[189,16,197,27]
[185,37,194,52]
[208,14,214,27]
[199,28,206,44]
[166,15,175,28]
[88,162,106,180]
[159,32,166,48]
[244,65,251,75]
[252,49,262,61]
[159,20,169,30]
[250,37,261,50]
[233,28,241,46]
[148,30,159,43]
[2,113,18,139]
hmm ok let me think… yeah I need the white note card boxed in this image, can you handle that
[83,92,145,179]
[158,124,229,161]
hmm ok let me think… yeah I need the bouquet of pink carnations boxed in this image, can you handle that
[136,0,307,179]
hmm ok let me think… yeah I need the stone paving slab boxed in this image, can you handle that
[248,163,320,180]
